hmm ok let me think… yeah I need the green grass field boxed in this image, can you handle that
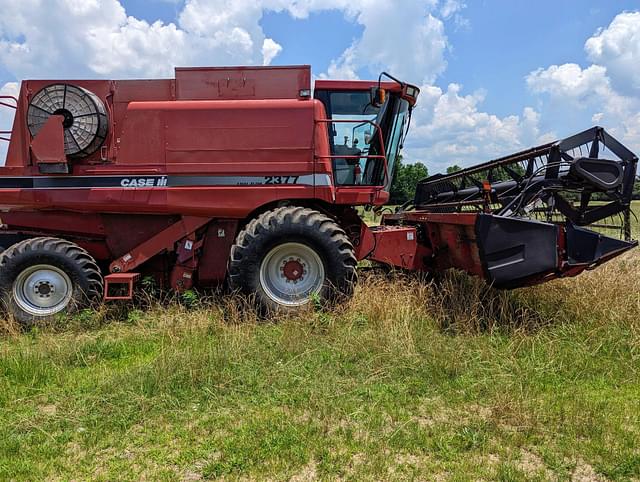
[0,203,639,480]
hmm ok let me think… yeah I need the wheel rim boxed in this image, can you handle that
[259,243,325,307]
[13,264,74,317]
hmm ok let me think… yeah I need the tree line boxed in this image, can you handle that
[389,156,465,204]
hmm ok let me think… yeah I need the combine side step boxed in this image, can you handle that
[104,273,140,301]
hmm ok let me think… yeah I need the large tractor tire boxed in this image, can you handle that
[229,207,357,312]
[0,237,103,327]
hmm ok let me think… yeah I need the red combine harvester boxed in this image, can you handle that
[0,65,636,325]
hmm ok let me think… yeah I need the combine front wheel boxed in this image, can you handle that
[228,207,357,312]
[0,238,103,326]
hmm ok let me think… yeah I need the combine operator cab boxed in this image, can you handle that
[315,73,419,203]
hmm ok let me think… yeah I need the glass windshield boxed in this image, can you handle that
[384,99,410,190]
[317,90,384,186]
[329,92,380,152]
[315,89,411,188]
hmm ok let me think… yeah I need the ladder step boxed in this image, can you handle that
[104,273,140,301]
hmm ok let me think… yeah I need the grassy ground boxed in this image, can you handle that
[0,204,639,481]
[631,201,640,239]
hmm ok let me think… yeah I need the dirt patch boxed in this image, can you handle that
[181,460,206,481]
[472,453,501,467]
[39,404,57,416]
[416,402,494,428]
[395,453,423,467]
[65,441,88,463]
[289,459,318,482]
[571,460,606,482]
[517,449,556,481]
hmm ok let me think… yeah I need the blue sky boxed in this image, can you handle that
[117,0,640,120]
[0,0,639,172]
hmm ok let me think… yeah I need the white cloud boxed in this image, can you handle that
[525,62,634,126]
[585,11,640,95]
[323,4,447,85]
[262,38,283,66]
[526,63,610,101]
[88,18,188,77]
[403,83,550,171]
[0,0,287,79]
[0,0,448,83]
[440,0,465,19]
[525,11,640,155]
[0,0,128,78]
[0,0,555,173]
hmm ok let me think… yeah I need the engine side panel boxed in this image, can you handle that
[0,76,336,220]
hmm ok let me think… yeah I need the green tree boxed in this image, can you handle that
[446,164,462,174]
[390,156,428,205]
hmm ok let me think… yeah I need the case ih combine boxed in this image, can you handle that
[0,65,636,325]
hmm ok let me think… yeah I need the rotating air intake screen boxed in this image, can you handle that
[27,84,108,159]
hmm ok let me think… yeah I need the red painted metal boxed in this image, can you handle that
[0,65,402,296]
[353,222,376,261]
[170,235,204,291]
[170,265,196,292]
[367,226,420,270]
[29,115,67,171]
[283,259,305,281]
[384,212,484,277]
[1,211,106,237]
[175,66,311,100]
[101,215,181,259]
[110,216,211,274]
[197,220,239,285]
[0,67,402,234]
[104,273,140,300]
[3,64,619,301]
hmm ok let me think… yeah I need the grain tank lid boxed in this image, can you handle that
[174,65,311,101]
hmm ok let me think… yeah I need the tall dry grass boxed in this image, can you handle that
[0,251,638,339]
[347,251,640,336]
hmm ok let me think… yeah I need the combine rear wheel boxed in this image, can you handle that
[0,238,103,326]
[228,207,357,312]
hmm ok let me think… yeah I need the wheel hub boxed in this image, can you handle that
[13,264,73,316]
[34,280,54,297]
[259,243,325,307]
[281,258,306,283]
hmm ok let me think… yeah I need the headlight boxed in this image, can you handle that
[402,85,420,105]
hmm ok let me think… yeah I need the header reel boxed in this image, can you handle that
[413,127,638,239]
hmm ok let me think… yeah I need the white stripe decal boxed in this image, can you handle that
[0,174,333,189]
